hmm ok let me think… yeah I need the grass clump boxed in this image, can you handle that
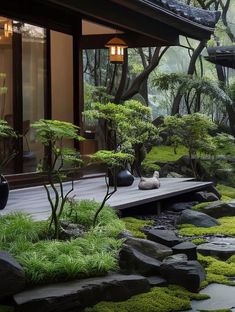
[0,201,124,286]
[198,254,235,286]
[179,216,235,237]
[85,285,209,312]
[62,199,125,237]
[122,217,153,238]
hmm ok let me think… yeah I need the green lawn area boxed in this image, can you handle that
[146,145,188,163]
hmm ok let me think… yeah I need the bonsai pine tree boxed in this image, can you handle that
[84,100,159,175]
[31,119,84,239]
[163,113,216,178]
[91,150,134,226]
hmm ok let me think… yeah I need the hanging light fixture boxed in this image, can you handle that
[105,36,128,64]
[4,20,13,38]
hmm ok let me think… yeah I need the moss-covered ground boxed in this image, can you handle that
[122,217,154,238]
[84,285,209,312]
[145,145,188,163]
[179,216,235,237]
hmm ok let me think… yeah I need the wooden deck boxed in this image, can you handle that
[0,177,213,221]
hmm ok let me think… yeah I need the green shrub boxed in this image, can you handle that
[85,285,209,312]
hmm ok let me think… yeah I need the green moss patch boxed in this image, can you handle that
[198,254,235,287]
[145,145,188,163]
[179,216,235,237]
[191,238,208,245]
[122,217,153,238]
[216,184,235,200]
[85,285,209,312]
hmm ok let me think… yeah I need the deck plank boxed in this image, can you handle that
[0,177,213,220]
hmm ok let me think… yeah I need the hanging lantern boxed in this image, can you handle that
[4,20,13,38]
[105,37,128,64]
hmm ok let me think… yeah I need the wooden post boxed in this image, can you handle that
[73,17,84,149]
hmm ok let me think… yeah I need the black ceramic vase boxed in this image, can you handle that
[0,175,9,210]
[109,169,134,187]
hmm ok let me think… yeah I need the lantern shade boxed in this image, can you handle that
[105,36,128,64]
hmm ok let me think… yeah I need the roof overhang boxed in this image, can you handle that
[205,46,235,69]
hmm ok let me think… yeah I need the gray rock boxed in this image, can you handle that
[146,276,168,287]
[14,274,150,312]
[147,229,182,247]
[160,255,206,292]
[191,191,219,203]
[172,242,197,260]
[117,230,134,239]
[162,254,188,263]
[119,245,161,276]
[177,209,220,228]
[198,200,235,218]
[197,242,235,260]
[0,251,25,299]
[124,237,172,260]
[205,185,221,199]
[167,202,198,212]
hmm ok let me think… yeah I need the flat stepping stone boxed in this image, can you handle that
[14,274,150,312]
[197,242,235,260]
[172,242,197,260]
[147,229,182,247]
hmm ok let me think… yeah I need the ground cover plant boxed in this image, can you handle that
[0,200,125,285]
[122,217,154,238]
[84,285,209,312]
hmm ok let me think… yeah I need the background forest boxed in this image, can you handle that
[83,0,235,134]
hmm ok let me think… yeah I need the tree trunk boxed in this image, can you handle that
[171,40,207,115]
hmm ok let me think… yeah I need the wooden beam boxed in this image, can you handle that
[81,33,176,49]
[47,0,179,44]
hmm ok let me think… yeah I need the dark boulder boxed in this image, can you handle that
[172,242,197,260]
[190,191,219,203]
[14,274,150,312]
[124,237,172,260]
[160,254,206,292]
[147,229,182,247]
[198,200,235,219]
[197,242,235,261]
[167,202,198,212]
[119,244,161,276]
[146,276,168,287]
[177,209,220,228]
[0,251,25,299]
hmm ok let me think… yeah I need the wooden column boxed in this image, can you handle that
[73,18,84,149]
[12,32,23,173]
